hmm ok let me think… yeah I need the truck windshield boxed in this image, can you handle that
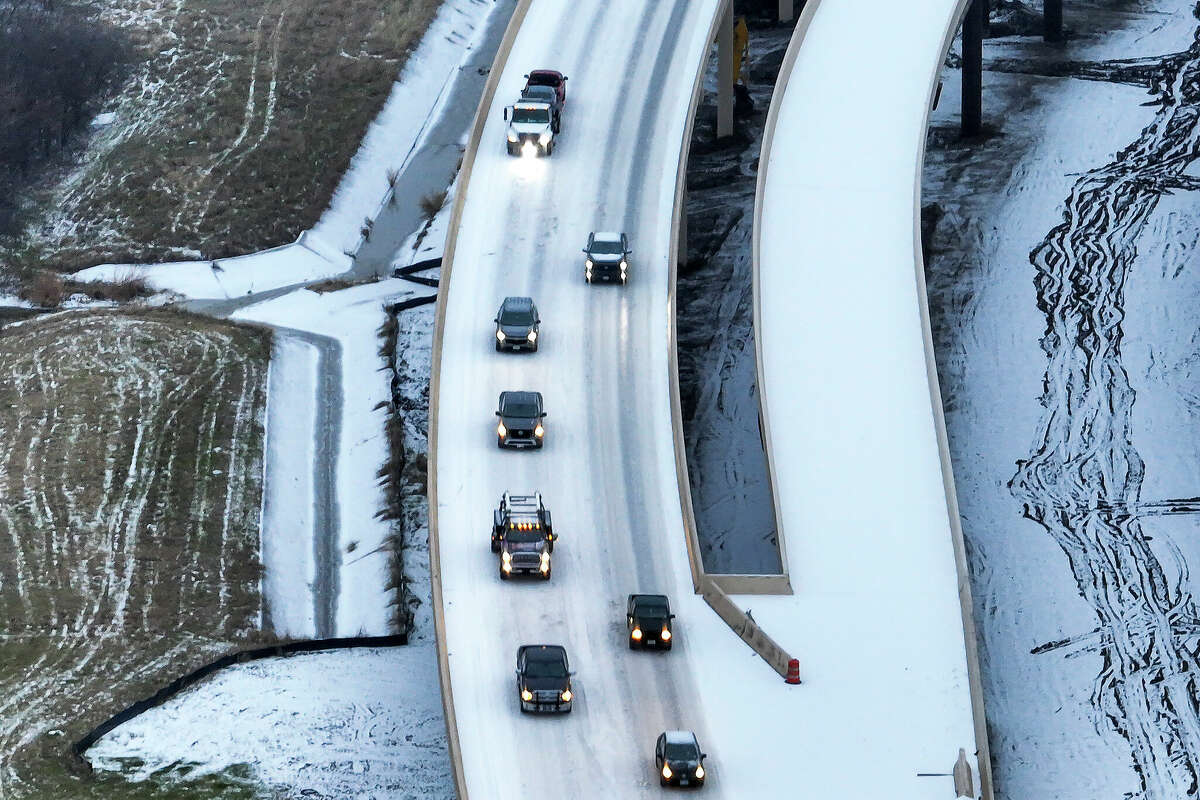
[512,107,550,124]
[525,657,567,679]
[506,526,544,543]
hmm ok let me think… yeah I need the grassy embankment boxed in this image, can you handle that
[4,0,443,278]
[0,310,272,799]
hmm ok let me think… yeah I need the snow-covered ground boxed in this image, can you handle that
[924,3,1200,798]
[87,647,453,800]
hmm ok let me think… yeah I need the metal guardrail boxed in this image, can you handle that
[750,0,995,795]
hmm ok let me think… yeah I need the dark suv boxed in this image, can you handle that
[655,731,707,787]
[494,296,540,352]
[627,594,674,650]
[583,231,631,284]
[495,391,545,449]
[515,644,573,713]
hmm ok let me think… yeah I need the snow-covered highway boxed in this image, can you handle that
[431,0,728,795]
[751,0,991,797]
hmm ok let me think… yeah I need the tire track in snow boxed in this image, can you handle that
[1010,17,1200,798]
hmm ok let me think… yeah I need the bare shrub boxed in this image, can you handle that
[419,189,447,220]
[68,273,150,302]
[23,271,65,308]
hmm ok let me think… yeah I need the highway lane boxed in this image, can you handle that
[433,0,726,795]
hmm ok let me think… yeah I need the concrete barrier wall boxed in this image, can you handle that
[701,582,793,678]
[750,0,995,795]
[425,2,532,798]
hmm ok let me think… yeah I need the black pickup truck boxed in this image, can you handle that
[515,644,573,713]
[492,491,555,580]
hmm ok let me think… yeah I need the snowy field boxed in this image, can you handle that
[924,2,1200,797]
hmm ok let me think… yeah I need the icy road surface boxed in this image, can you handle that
[432,0,728,796]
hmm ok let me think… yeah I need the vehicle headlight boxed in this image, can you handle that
[497,422,507,437]
[527,330,537,343]
[631,627,642,640]
[560,688,572,702]
[661,628,671,641]
[620,260,627,270]
[585,258,593,269]
[534,423,544,438]
[502,551,511,562]
[521,689,533,702]
[540,551,550,564]
[695,765,704,779]
[662,764,672,779]
[507,131,518,142]
[496,329,506,342]
[539,130,551,145]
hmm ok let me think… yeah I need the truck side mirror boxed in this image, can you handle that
[495,410,502,416]
[503,107,509,121]
[539,411,547,418]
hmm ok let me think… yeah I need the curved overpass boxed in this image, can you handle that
[429,1,730,796]
[751,0,993,797]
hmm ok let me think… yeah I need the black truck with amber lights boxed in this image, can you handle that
[515,644,573,713]
[627,594,674,650]
[492,491,555,580]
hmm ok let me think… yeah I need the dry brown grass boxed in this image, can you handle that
[419,189,447,220]
[24,271,65,307]
[7,0,444,272]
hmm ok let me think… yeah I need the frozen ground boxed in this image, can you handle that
[924,1,1200,797]
[678,14,792,575]
[87,647,452,800]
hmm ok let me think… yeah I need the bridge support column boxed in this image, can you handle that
[779,0,793,23]
[961,0,984,137]
[1044,0,1062,42]
[717,0,734,139]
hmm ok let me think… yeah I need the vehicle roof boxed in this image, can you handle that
[664,730,698,746]
[592,231,624,241]
[519,644,566,660]
[632,593,670,607]
[500,390,541,404]
[500,296,535,309]
[527,69,564,80]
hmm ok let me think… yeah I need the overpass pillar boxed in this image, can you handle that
[961,0,984,136]
[779,0,793,23]
[1044,0,1063,42]
[717,0,734,139]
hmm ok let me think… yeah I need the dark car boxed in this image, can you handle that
[583,231,631,285]
[524,69,567,106]
[655,731,707,787]
[495,390,545,449]
[627,594,674,650]
[494,296,540,352]
[516,644,573,713]
[519,84,561,132]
